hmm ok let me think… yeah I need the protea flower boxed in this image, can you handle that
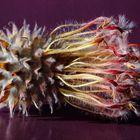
[0,16,140,119]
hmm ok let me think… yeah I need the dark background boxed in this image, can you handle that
[0,0,140,42]
[0,0,140,140]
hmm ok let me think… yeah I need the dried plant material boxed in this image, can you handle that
[0,16,140,119]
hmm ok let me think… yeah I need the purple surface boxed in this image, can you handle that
[0,0,140,140]
[0,111,140,140]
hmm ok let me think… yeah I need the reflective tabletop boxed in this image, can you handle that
[0,107,140,140]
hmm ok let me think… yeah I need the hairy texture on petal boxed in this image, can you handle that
[44,16,140,118]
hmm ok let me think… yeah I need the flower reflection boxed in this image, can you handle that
[0,112,140,140]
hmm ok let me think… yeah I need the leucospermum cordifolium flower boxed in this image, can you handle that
[0,15,140,119]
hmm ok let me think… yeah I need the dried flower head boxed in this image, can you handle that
[0,16,140,119]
